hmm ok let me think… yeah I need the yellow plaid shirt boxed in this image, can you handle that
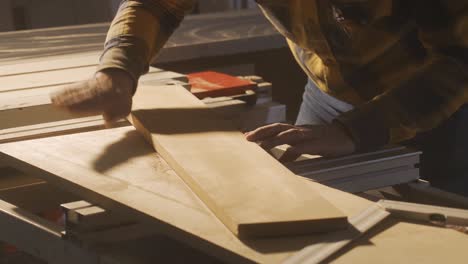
[99,0,468,151]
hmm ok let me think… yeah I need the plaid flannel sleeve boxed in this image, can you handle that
[337,2,468,152]
[97,0,195,90]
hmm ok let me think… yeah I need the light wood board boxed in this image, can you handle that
[331,217,468,263]
[0,127,467,263]
[0,115,128,144]
[0,65,164,93]
[0,126,356,263]
[129,85,347,238]
[0,70,186,112]
[0,51,102,77]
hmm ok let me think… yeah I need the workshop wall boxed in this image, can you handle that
[0,0,258,32]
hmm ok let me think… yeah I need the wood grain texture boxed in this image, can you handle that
[0,115,129,144]
[0,127,358,263]
[0,66,163,93]
[0,51,101,77]
[129,85,347,238]
[331,218,468,264]
[0,126,362,263]
[0,127,467,263]
[0,71,185,112]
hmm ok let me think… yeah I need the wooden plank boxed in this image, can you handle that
[329,216,468,263]
[284,203,390,264]
[0,70,186,111]
[0,51,101,77]
[0,74,186,144]
[0,115,129,144]
[0,103,94,129]
[0,127,467,263]
[0,66,164,93]
[129,85,347,238]
[0,93,279,145]
[287,200,468,264]
[1,65,99,92]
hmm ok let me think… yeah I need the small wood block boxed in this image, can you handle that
[67,205,135,232]
[239,75,264,83]
[0,66,162,93]
[256,82,272,93]
[62,201,93,224]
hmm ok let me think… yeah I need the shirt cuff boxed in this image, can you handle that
[97,39,150,94]
[335,102,390,152]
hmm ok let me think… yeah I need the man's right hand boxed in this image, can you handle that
[51,69,134,124]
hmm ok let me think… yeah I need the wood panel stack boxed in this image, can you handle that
[0,10,287,143]
[0,59,187,144]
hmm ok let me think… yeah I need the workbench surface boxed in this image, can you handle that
[1,126,467,263]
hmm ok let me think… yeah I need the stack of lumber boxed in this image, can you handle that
[0,59,187,143]
[0,60,285,144]
[0,10,287,143]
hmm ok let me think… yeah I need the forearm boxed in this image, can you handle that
[97,0,195,88]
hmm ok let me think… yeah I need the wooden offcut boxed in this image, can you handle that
[129,85,348,238]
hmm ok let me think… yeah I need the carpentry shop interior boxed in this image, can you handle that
[1,0,468,263]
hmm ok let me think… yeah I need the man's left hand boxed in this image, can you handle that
[245,123,356,162]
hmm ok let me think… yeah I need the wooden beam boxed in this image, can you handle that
[129,85,347,238]
[0,115,129,144]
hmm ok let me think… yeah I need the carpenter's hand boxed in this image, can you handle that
[245,123,356,162]
[51,69,134,124]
